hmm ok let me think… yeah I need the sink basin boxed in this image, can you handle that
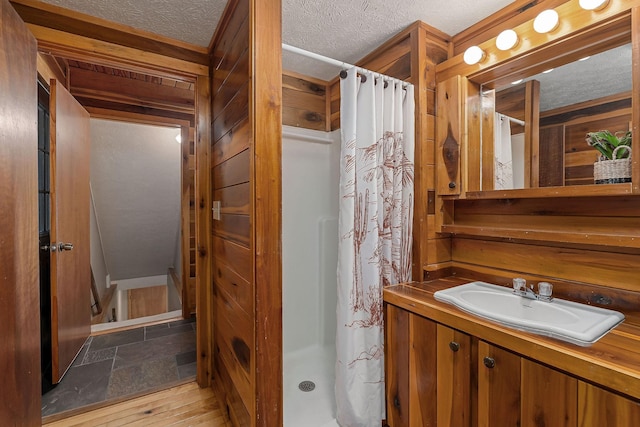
[433,281,624,346]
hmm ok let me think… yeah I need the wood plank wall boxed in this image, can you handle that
[210,0,283,425]
[328,22,451,280]
[210,0,254,424]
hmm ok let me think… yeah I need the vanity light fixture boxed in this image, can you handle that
[579,0,609,10]
[533,9,559,33]
[463,45,485,65]
[496,29,519,51]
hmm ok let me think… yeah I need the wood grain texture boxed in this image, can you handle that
[10,0,208,65]
[43,381,230,427]
[578,381,640,427]
[436,76,463,195]
[195,75,213,388]
[127,285,167,319]
[251,0,283,424]
[384,304,410,427]
[436,324,472,427]
[521,359,577,427]
[408,313,437,427]
[0,0,41,423]
[477,341,520,427]
[50,79,91,384]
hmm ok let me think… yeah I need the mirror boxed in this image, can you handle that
[480,41,632,190]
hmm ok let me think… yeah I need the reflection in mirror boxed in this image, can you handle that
[482,43,632,190]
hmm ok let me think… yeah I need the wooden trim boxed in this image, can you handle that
[10,0,209,64]
[251,0,283,424]
[540,91,632,119]
[437,2,635,84]
[451,0,571,56]
[632,6,640,192]
[26,24,208,78]
[462,182,633,199]
[84,108,191,128]
[195,75,213,387]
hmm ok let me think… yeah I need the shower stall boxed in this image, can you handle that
[282,125,340,427]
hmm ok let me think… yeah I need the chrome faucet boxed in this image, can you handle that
[512,278,553,302]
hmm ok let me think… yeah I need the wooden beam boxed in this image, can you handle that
[195,74,213,388]
[251,0,283,424]
[69,66,194,113]
[10,0,209,65]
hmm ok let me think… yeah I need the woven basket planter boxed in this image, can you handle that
[593,146,632,184]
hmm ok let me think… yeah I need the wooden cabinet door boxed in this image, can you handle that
[409,314,437,427]
[521,358,577,427]
[477,341,521,427]
[49,79,91,383]
[578,381,640,427]
[437,324,472,427]
[0,0,40,424]
[385,304,410,427]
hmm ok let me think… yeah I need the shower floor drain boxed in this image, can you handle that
[298,380,316,392]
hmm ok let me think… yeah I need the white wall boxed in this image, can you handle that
[89,186,109,298]
[90,119,181,281]
[282,126,340,354]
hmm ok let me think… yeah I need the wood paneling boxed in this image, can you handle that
[252,0,283,424]
[409,313,437,427]
[0,0,40,423]
[195,74,213,387]
[282,71,327,130]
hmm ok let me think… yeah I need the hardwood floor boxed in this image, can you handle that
[43,382,230,426]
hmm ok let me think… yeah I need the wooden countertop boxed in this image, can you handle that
[383,276,640,401]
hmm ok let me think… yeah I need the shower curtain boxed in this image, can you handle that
[336,68,414,426]
[494,113,514,189]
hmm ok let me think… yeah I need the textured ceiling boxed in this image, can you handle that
[90,119,181,281]
[40,0,515,79]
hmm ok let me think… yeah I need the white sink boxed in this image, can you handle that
[433,281,624,346]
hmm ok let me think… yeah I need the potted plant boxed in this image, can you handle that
[586,130,632,184]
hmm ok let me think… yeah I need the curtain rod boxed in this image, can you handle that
[282,43,411,88]
[502,114,526,127]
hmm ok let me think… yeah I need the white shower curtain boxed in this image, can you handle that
[494,113,514,189]
[336,68,414,426]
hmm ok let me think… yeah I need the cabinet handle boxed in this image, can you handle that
[449,341,460,352]
[483,356,496,368]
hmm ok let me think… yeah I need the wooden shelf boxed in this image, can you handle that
[460,183,634,200]
[440,224,640,248]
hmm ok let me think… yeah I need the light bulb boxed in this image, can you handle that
[533,9,559,34]
[496,29,519,51]
[463,46,485,65]
[579,0,609,10]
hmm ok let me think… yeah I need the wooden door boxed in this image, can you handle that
[0,0,41,423]
[50,79,91,383]
[578,381,640,427]
[477,341,521,427]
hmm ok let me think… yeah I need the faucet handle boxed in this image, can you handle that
[512,277,526,293]
[538,282,553,301]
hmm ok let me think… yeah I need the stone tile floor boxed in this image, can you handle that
[42,317,197,417]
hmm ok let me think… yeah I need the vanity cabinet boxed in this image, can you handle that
[384,302,640,427]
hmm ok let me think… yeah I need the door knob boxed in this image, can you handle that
[59,242,74,251]
[449,341,460,352]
